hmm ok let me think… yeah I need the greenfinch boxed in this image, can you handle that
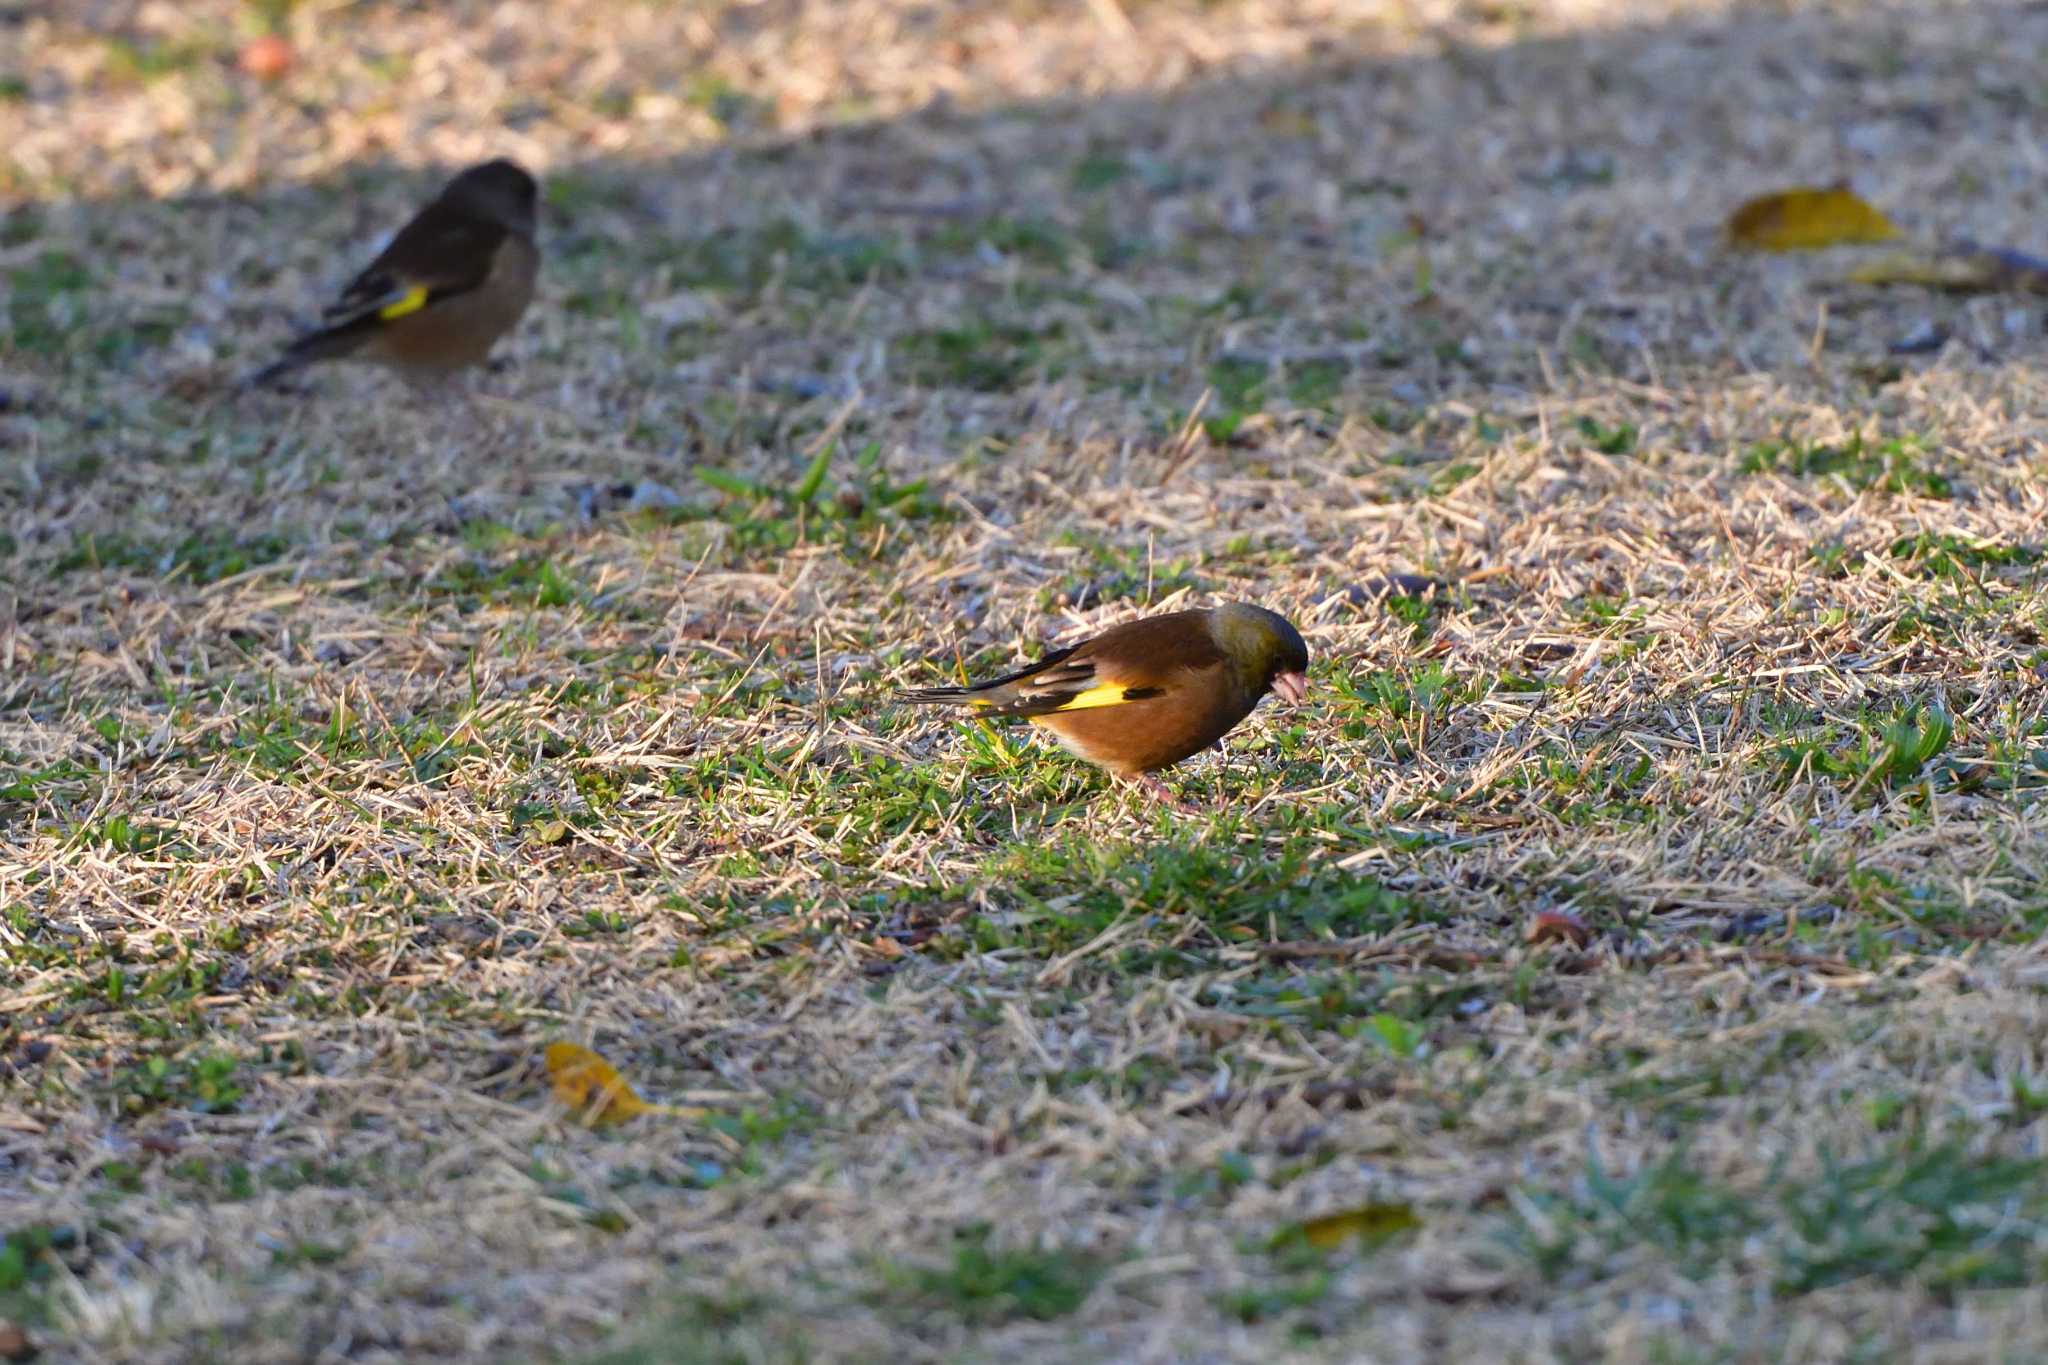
[248,158,539,388]
[901,602,1310,806]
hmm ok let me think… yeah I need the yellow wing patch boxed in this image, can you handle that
[1040,681,1138,713]
[377,284,431,321]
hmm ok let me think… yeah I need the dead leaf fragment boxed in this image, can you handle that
[1525,911,1592,949]
[542,1044,730,1127]
[1727,188,1899,251]
[238,35,294,81]
[545,1042,681,1127]
[0,1320,33,1363]
[1297,1201,1421,1250]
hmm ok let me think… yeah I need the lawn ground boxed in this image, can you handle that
[6,1,2048,1360]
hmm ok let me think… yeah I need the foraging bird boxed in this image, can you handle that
[900,602,1310,806]
[247,158,540,389]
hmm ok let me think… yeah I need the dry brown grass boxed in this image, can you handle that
[6,1,2048,1361]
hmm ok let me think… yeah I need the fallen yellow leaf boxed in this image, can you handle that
[1298,1201,1421,1251]
[545,1042,703,1127]
[1726,188,1899,251]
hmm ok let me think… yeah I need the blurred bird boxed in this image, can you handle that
[247,158,540,389]
[900,602,1310,807]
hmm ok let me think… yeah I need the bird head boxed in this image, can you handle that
[446,159,540,235]
[1216,603,1310,705]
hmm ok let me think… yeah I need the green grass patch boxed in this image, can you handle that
[875,1224,1106,1326]
[1740,433,1950,497]
[1514,1138,2048,1298]
[577,1290,808,1365]
[927,214,1076,267]
[693,440,947,552]
[653,217,909,297]
[105,1050,244,1116]
[1574,415,1638,455]
[7,251,93,356]
[1777,704,1958,797]
[1888,531,2037,579]
[1038,530,1210,609]
[51,529,293,583]
[898,319,1065,392]
[954,832,1419,963]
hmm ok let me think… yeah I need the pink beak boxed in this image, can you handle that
[1271,670,1308,705]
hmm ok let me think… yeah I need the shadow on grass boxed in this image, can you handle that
[7,1,2045,578]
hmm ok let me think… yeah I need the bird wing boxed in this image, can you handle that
[969,650,1154,717]
[967,615,1224,718]
[320,208,509,329]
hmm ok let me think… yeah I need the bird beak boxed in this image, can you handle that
[1272,670,1308,705]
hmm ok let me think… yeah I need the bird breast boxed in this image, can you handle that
[1029,672,1258,776]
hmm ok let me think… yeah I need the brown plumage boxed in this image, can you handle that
[900,602,1310,805]
[248,159,540,388]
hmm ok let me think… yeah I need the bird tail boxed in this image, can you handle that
[898,686,985,707]
[243,354,306,388]
[242,322,370,388]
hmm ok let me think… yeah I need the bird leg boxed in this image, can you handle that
[1131,772,1198,814]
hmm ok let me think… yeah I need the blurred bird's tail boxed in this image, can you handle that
[242,323,368,389]
[243,355,306,388]
[898,686,984,707]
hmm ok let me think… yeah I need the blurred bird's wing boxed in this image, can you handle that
[902,613,1230,716]
[971,626,1219,717]
[968,650,1156,717]
[320,208,510,330]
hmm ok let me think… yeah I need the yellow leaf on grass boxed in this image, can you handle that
[1726,188,1899,251]
[545,1042,703,1127]
[1298,1201,1421,1250]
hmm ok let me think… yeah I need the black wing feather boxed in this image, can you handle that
[322,216,508,327]
[900,643,1115,717]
